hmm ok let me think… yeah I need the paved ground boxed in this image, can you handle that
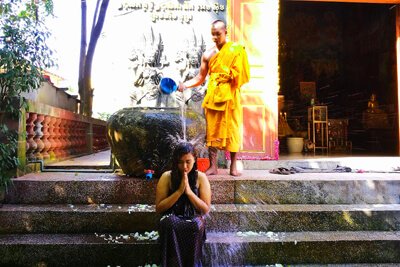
[45,150,111,167]
[44,149,400,174]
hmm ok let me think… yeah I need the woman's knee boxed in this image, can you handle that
[159,214,178,231]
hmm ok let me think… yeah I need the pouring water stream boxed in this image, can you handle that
[180,92,187,142]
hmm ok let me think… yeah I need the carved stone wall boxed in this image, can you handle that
[93,0,227,114]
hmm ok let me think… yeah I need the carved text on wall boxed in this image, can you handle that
[118,1,225,23]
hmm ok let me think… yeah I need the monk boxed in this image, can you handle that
[177,20,250,176]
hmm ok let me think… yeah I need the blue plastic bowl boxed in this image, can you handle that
[160,77,177,94]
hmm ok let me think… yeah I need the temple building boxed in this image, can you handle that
[276,0,399,157]
[113,0,400,159]
[213,0,400,159]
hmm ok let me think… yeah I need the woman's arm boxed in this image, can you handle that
[155,172,185,214]
[185,172,211,214]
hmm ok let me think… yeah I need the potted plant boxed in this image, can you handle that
[286,135,304,153]
[286,119,307,153]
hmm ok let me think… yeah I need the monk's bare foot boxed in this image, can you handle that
[205,166,218,176]
[229,152,241,177]
[230,169,242,176]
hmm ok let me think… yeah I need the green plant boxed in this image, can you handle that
[0,124,19,192]
[97,112,111,121]
[0,0,55,191]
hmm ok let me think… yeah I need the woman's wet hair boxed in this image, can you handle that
[171,142,198,192]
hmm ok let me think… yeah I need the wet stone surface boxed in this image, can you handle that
[235,179,400,205]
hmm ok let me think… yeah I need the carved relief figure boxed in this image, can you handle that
[176,30,207,106]
[175,50,187,73]
[128,49,142,74]
[130,27,169,106]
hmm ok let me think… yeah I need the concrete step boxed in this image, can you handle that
[1,204,400,234]
[6,172,400,204]
[0,231,399,266]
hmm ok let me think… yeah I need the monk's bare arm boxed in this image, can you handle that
[177,48,214,92]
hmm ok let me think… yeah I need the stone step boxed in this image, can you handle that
[5,172,233,205]
[1,204,400,234]
[210,203,400,232]
[233,172,400,205]
[282,265,400,267]
[6,172,400,204]
[0,231,399,266]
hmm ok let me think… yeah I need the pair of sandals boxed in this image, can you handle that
[269,167,296,175]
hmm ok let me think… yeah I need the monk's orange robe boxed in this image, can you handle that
[202,42,250,152]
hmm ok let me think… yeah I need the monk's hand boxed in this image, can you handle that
[177,83,186,93]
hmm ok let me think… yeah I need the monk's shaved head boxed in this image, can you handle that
[212,20,226,30]
[211,20,227,49]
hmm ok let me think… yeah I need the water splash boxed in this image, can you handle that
[166,132,208,158]
[205,232,248,266]
[180,94,187,141]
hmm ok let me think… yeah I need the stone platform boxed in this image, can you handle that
[1,170,400,266]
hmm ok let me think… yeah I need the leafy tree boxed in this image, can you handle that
[0,0,55,191]
[78,0,109,117]
[97,112,110,121]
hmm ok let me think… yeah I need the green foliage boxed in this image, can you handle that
[97,112,111,121]
[0,0,55,191]
[0,124,19,192]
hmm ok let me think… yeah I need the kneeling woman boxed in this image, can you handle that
[155,142,211,267]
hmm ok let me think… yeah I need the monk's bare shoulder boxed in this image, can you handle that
[202,46,218,62]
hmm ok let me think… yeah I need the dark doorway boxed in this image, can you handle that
[278,1,398,156]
